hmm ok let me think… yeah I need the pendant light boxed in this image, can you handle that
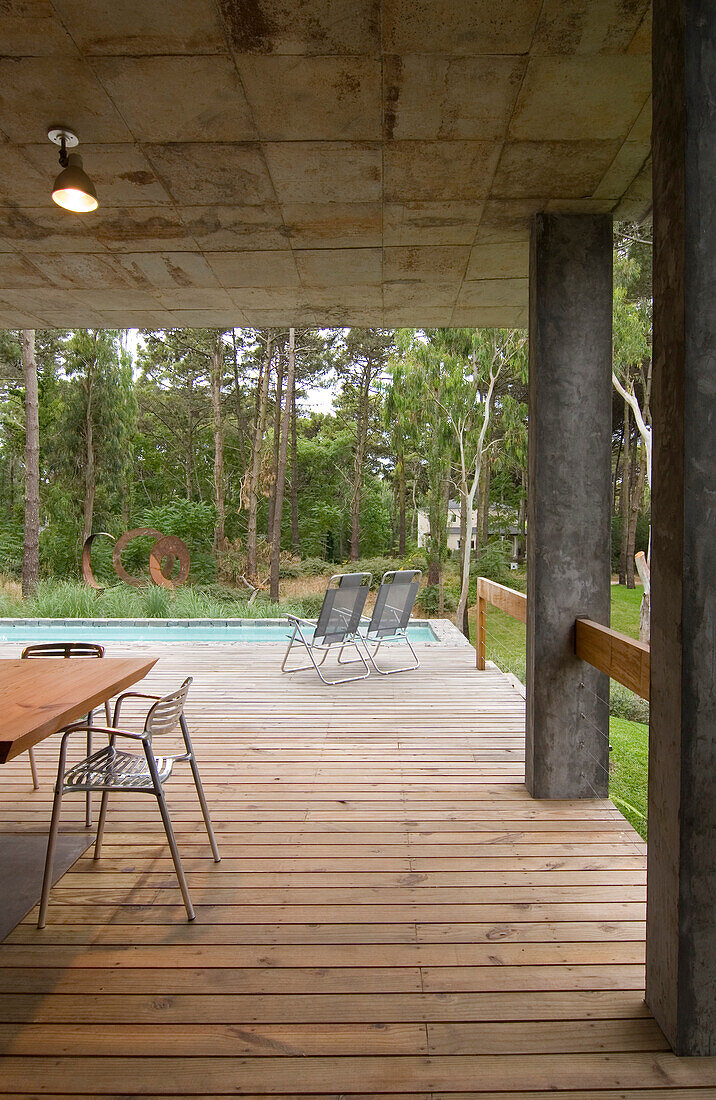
[48,128,98,213]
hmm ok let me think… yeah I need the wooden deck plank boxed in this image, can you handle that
[0,639,713,1096]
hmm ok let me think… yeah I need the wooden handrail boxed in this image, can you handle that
[475,578,527,670]
[575,618,650,701]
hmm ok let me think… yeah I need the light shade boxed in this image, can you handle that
[51,153,98,213]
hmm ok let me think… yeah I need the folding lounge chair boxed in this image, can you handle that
[281,572,372,685]
[354,569,422,675]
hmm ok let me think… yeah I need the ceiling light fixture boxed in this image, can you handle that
[47,127,98,213]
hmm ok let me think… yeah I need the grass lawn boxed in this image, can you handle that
[609,717,648,839]
[468,579,649,839]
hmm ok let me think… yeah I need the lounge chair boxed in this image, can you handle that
[281,572,372,684]
[353,569,422,675]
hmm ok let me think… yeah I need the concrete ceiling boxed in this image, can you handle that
[0,0,652,331]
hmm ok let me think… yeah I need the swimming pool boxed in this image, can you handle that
[0,618,439,645]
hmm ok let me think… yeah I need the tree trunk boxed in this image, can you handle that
[21,330,39,597]
[479,458,491,546]
[270,328,294,600]
[619,403,631,584]
[290,387,299,553]
[246,333,272,579]
[397,452,406,557]
[626,441,645,589]
[350,369,370,561]
[267,348,284,539]
[82,369,95,546]
[210,334,226,550]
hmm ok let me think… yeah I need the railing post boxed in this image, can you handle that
[476,580,486,670]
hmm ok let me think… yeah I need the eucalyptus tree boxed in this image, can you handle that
[396,328,527,635]
[60,329,135,543]
[612,233,653,633]
[21,331,39,595]
[335,329,395,560]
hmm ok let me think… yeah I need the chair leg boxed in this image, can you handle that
[84,713,93,828]
[37,783,64,929]
[179,716,220,863]
[155,787,195,921]
[94,790,110,860]
[28,747,39,790]
[104,700,112,725]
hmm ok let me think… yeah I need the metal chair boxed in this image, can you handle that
[281,573,372,684]
[37,676,220,928]
[349,569,422,675]
[21,642,111,825]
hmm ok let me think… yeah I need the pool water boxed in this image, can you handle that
[0,618,438,645]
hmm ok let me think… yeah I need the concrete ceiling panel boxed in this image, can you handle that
[282,203,382,249]
[219,0,381,55]
[465,241,530,280]
[509,57,652,141]
[156,289,235,310]
[93,57,257,142]
[384,56,526,141]
[383,202,484,246]
[0,1,79,56]
[382,0,542,55]
[110,253,223,291]
[0,253,53,289]
[294,248,382,285]
[384,141,501,201]
[492,141,621,199]
[456,277,529,309]
[178,206,288,251]
[0,207,109,252]
[237,57,381,141]
[90,208,194,252]
[144,143,276,206]
[264,141,382,203]
[205,250,300,287]
[50,0,226,55]
[531,0,651,55]
[383,245,470,283]
[0,57,132,143]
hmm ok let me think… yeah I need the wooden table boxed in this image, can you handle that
[0,656,157,939]
[0,657,158,763]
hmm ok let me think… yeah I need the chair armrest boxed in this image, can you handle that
[285,615,317,627]
[63,723,147,743]
[112,691,161,726]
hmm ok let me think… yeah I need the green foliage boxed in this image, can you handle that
[610,682,650,724]
[611,513,651,573]
[417,584,457,615]
[474,540,512,585]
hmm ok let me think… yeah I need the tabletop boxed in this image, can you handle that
[0,657,158,763]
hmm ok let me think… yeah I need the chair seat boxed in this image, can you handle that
[63,745,176,791]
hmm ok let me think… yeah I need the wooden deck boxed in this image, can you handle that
[0,639,715,1097]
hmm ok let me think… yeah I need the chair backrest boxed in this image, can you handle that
[313,573,372,645]
[145,677,192,739]
[366,570,422,638]
[21,641,105,659]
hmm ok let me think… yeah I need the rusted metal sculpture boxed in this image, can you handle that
[82,528,191,589]
[149,535,191,589]
[81,532,115,590]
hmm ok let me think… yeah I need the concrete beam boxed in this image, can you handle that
[646,0,716,1057]
[526,213,613,800]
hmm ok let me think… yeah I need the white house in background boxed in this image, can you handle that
[417,502,478,552]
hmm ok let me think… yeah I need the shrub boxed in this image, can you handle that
[416,584,457,615]
[474,540,511,585]
[610,681,650,724]
[297,557,335,577]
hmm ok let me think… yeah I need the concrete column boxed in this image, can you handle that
[526,213,613,799]
[646,0,716,1056]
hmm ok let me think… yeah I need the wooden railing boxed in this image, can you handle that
[574,618,650,700]
[475,577,526,670]
[475,577,650,701]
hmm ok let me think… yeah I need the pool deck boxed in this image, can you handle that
[0,638,714,1096]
